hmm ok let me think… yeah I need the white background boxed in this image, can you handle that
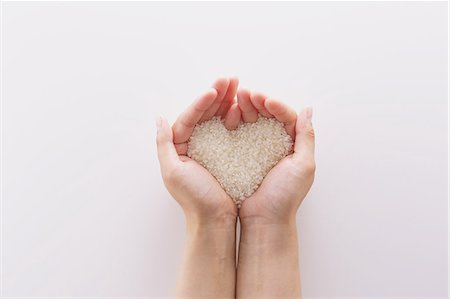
[1,1,448,298]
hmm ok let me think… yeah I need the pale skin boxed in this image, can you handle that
[156,78,315,299]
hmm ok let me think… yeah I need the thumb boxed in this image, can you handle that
[293,107,315,163]
[156,115,179,173]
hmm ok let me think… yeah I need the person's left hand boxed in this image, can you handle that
[236,89,316,226]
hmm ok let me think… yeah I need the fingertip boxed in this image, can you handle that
[156,114,166,128]
[295,106,315,150]
[224,103,241,130]
[227,77,239,92]
[267,100,292,137]
[229,76,239,84]
[238,89,258,123]
[212,77,229,92]
[200,79,229,121]
[227,77,239,97]
[250,92,267,108]
[215,77,229,85]
[156,116,180,169]
[297,106,313,126]
[195,88,218,111]
[158,115,172,138]
[250,92,272,118]
[305,106,313,121]
[155,114,162,131]
[207,87,218,98]
[156,115,168,145]
[296,108,307,128]
[215,79,239,117]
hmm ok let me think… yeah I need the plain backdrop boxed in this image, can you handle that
[1,1,448,298]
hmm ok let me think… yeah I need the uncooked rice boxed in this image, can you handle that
[187,116,293,205]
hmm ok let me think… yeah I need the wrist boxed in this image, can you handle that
[184,213,237,263]
[239,212,297,229]
[185,211,237,232]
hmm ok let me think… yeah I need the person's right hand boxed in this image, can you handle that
[156,78,241,228]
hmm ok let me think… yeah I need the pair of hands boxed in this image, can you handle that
[156,77,315,229]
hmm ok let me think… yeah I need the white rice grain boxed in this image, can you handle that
[187,116,293,205]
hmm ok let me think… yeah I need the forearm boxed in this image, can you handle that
[175,217,237,299]
[237,219,301,299]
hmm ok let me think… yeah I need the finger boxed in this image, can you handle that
[264,98,297,140]
[172,88,217,144]
[200,78,230,121]
[156,116,180,173]
[293,107,315,163]
[237,89,258,123]
[174,142,188,155]
[224,103,241,130]
[215,77,239,117]
[250,92,272,118]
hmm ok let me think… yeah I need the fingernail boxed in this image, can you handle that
[155,115,163,131]
[305,107,313,121]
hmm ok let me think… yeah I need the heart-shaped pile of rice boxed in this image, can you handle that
[187,116,293,205]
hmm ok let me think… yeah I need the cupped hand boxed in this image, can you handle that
[156,78,241,227]
[236,89,316,226]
